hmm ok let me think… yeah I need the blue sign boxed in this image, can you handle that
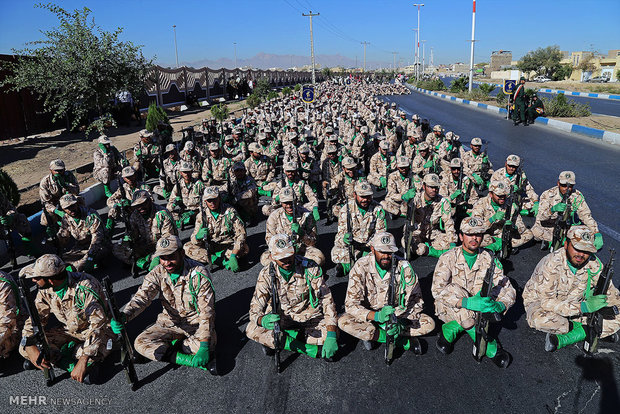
[302,85,315,103]
[345,78,351,85]
[503,79,516,94]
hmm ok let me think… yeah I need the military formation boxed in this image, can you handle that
[0,78,618,388]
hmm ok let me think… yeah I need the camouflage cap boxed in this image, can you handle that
[558,171,576,185]
[325,126,334,133]
[264,126,272,133]
[417,142,430,151]
[412,114,420,120]
[269,233,296,260]
[59,193,78,209]
[19,263,35,279]
[232,161,246,171]
[49,159,65,171]
[139,129,153,138]
[248,142,261,153]
[361,126,369,133]
[423,173,440,187]
[471,137,483,146]
[279,186,295,202]
[390,102,397,108]
[122,166,136,178]
[445,131,460,141]
[326,144,338,153]
[327,134,339,142]
[379,141,390,150]
[224,134,234,141]
[433,125,443,132]
[342,157,357,169]
[30,254,66,278]
[289,131,299,139]
[506,154,521,166]
[283,161,298,172]
[450,158,463,168]
[203,186,220,200]
[209,142,220,151]
[298,145,311,154]
[370,231,398,253]
[165,143,176,153]
[98,135,111,144]
[201,118,209,123]
[184,141,194,150]
[153,235,183,257]
[489,178,511,196]
[131,189,152,206]
[567,225,597,253]
[179,161,193,172]
[460,216,487,235]
[397,156,410,168]
[355,181,374,196]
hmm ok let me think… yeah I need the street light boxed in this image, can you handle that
[421,40,427,75]
[233,42,237,69]
[172,25,179,68]
[413,4,424,80]
[412,29,418,76]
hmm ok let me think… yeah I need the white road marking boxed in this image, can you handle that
[598,223,620,243]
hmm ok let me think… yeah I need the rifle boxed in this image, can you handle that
[385,254,398,365]
[500,185,516,260]
[199,201,212,272]
[404,177,417,261]
[476,144,491,195]
[550,184,574,252]
[41,208,61,255]
[269,263,283,373]
[17,277,56,386]
[102,276,139,390]
[116,178,139,278]
[0,221,17,270]
[345,197,354,266]
[583,249,618,355]
[472,251,502,361]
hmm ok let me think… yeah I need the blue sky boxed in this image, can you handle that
[1,0,618,67]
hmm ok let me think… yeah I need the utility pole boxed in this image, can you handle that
[172,25,179,68]
[431,47,434,67]
[421,40,427,75]
[412,28,418,77]
[233,42,237,68]
[361,41,370,72]
[468,0,477,92]
[413,4,424,80]
[392,52,398,70]
[302,11,320,84]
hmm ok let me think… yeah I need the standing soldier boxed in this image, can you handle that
[93,135,124,197]
[338,231,434,355]
[229,161,258,224]
[40,159,80,241]
[20,254,114,383]
[183,186,248,272]
[367,141,395,190]
[105,166,150,233]
[331,182,388,277]
[57,194,110,273]
[246,233,339,361]
[111,235,217,372]
[512,77,528,126]
[523,226,620,351]
[133,129,161,181]
[490,154,539,214]
[0,270,25,360]
[167,161,205,229]
[432,217,515,368]
[321,144,341,199]
[297,145,321,193]
[153,144,180,199]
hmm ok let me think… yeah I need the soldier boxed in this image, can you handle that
[338,231,434,354]
[111,235,217,372]
[531,171,602,249]
[297,145,321,193]
[112,190,177,272]
[1,188,34,256]
[331,181,388,277]
[382,156,422,218]
[523,226,620,351]
[167,161,205,229]
[201,142,233,188]
[526,93,545,124]
[411,142,441,177]
[396,131,419,161]
[437,132,465,172]
[0,270,24,359]
[512,77,528,126]
[426,124,444,151]
[257,132,278,164]
[401,174,456,258]
[262,161,319,220]
[179,141,202,180]
[432,217,515,368]
[153,144,180,199]
[328,157,366,219]
[105,166,150,233]
[229,161,258,224]
[263,186,324,267]
[490,154,539,214]
[20,254,114,383]
[246,233,338,360]
[39,159,80,239]
[184,186,248,272]
[245,143,276,197]
[439,158,478,224]
[367,141,395,190]
[93,135,123,197]
[321,144,341,197]
[462,137,493,190]
[57,194,110,273]
[470,178,533,253]
[223,134,245,163]
[133,129,161,180]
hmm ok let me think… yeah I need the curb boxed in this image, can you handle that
[406,84,620,146]
[470,80,619,101]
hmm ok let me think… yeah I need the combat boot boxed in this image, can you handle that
[545,321,587,352]
[436,320,464,355]
[103,184,113,198]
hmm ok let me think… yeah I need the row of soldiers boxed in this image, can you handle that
[0,79,618,385]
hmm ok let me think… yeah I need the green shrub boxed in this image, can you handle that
[542,93,591,117]
[0,169,19,206]
[254,78,271,98]
[466,89,490,101]
[415,78,445,91]
[246,94,262,108]
[210,103,229,122]
[86,113,116,137]
[495,92,508,105]
[294,83,302,92]
[281,87,292,96]
[450,77,469,92]
[478,83,496,94]
[267,90,279,100]
[145,102,169,132]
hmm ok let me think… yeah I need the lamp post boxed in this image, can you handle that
[172,25,179,68]
[413,4,424,80]
[233,42,237,68]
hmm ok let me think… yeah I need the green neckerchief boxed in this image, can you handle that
[567,260,578,275]
[53,277,69,300]
[253,158,260,165]
[169,272,181,285]
[504,172,513,179]
[381,153,387,161]
[210,209,220,220]
[278,265,294,282]
[462,248,478,269]
[491,200,500,212]
[375,261,388,279]
[98,143,108,154]
[400,172,408,180]
[345,175,353,183]
[285,212,294,222]
[424,197,433,206]
[358,205,367,216]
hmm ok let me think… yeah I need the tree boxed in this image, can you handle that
[145,102,169,132]
[321,67,333,79]
[0,3,152,136]
[577,56,596,73]
[246,94,262,108]
[517,45,563,79]
[553,64,573,81]
[253,78,272,98]
[450,77,468,92]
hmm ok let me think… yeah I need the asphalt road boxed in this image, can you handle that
[439,76,620,117]
[2,89,620,413]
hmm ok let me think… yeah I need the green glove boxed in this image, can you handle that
[54,208,66,218]
[312,207,320,222]
[163,189,171,199]
[401,188,416,202]
[551,202,566,213]
[275,195,280,203]
[0,214,14,226]
[374,305,395,323]
[472,173,483,185]
[191,342,210,367]
[321,332,338,359]
[581,295,607,314]
[461,292,493,312]
[291,222,301,235]
[489,210,505,223]
[343,233,353,246]
[423,160,434,168]
[119,199,130,207]
[449,189,463,201]
[82,257,95,273]
[387,321,402,337]
[532,201,539,216]
[486,300,506,314]
[225,254,240,272]
[136,255,152,270]
[261,313,281,330]
[257,188,271,197]
[379,177,387,188]
[196,227,208,240]
[594,233,603,250]
[110,314,126,334]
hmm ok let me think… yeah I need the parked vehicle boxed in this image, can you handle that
[585,76,609,83]
[533,76,552,82]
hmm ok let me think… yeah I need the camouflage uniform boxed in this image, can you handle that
[298,156,322,190]
[338,254,435,340]
[106,180,150,220]
[230,174,258,219]
[93,143,122,185]
[328,171,366,218]
[166,179,205,217]
[411,151,441,177]
[404,191,457,253]
[132,139,161,176]
[245,155,275,191]
[396,140,418,161]
[201,156,233,187]
[432,247,516,329]
[223,141,247,163]
[367,151,396,188]
[58,206,110,271]
[462,149,493,181]
[470,194,533,248]
[153,157,180,198]
[39,171,79,226]
[321,156,341,198]
[381,171,422,217]
[439,170,478,216]
[262,178,318,217]
[179,149,202,180]
[490,167,538,210]
[0,271,24,358]
[123,257,216,361]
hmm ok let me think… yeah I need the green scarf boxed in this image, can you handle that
[278,266,294,282]
[567,260,578,275]
[375,261,388,279]
[169,272,181,285]
[54,277,69,300]
[462,248,478,270]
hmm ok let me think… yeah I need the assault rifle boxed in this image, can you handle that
[199,200,212,272]
[475,144,491,196]
[385,254,398,365]
[116,177,139,278]
[18,277,56,386]
[0,221,17,270]
[102,276,139,390]
[550,184,574,252]
[472,251,502,361]
[404,197,417,262]
[41,208,62,255]
[583,250,618,355]
[270,263,283,373]
[345,195,354,267]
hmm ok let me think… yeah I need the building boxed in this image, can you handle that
[489,50,512,72]
[566,50,620,81]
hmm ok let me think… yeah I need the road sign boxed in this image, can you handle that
[503,79,516,94]
[302,85,315,103]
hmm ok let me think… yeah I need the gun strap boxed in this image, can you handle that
[584,257,603,299]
